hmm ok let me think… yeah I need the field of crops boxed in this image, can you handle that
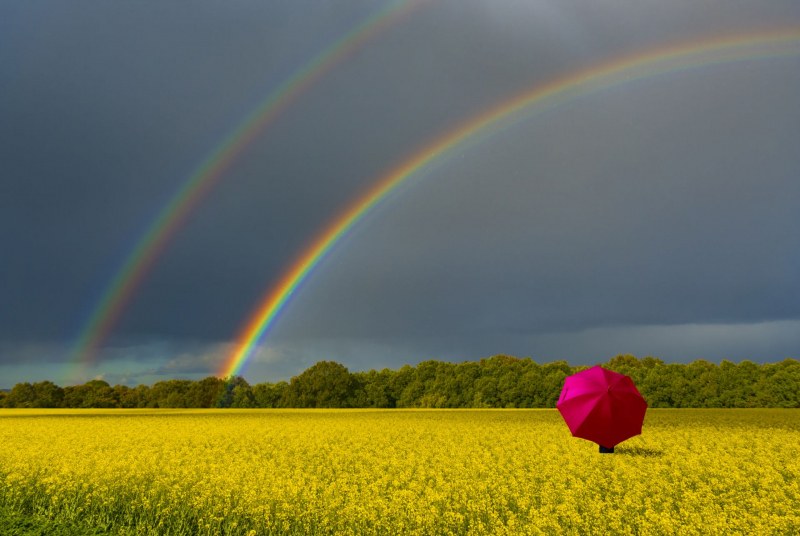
[0,409,798,535]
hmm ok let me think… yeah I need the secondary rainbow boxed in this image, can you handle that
[219,28,800,378]
[67,0,426,380]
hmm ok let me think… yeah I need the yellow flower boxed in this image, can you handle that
[0,408,797,534]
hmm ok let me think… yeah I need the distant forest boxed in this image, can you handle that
[1,355,798,409]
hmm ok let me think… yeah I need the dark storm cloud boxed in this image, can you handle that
[272,57,800,350]
[1,0,799,385]
[1,0,394,342]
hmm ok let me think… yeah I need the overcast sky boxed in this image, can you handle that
[2,0,799,387]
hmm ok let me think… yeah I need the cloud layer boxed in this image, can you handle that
[1,0,798,385]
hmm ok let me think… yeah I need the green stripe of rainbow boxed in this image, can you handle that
[67,0,425,378]
[219,28,800,378]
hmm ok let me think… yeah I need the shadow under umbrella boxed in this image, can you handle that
[613,446,665,457]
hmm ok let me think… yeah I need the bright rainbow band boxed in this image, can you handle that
[219,28,800,378]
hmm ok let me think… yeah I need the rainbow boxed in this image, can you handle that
[67,0,426,380]
[219,28,800,378]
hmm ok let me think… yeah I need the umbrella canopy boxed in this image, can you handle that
[556,366,647,449]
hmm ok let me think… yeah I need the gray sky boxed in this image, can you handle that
[2,0,799,387]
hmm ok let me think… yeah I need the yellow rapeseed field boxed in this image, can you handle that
[0,409,798,535]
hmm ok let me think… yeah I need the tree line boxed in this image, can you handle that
[1,355,798,409]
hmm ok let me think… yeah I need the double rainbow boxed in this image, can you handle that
[219,28,800,378]
[67,0,426,379]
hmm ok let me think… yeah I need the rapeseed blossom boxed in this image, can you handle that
[0,409,798,534]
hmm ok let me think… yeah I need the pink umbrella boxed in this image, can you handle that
[556,365,647,453]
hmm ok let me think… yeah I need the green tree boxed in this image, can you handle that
[61,380,118,408]
[231,384,256,408]
[386,365,415,407]
[186,377,226,408]
[482,356,525,408]
[397,360,457,408]
[449,361,481,407]
[604,354,647,387]
[518,361,544,408]
[473,375,499,408]
[5,382,37,408]
[149,380,192,408]
[540,360,572,407]
[82,380,118,408]
[757,359,800,407]
[32,381,64,407]
[352,369,395,408]
[61,385,84,407]
[3,355,796,410]
[284,361,356,408]
[684,360,719,407]
[638,363,681,407]
[115,384,152,408]
[215,376,250,408]
[252,381,289,408]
